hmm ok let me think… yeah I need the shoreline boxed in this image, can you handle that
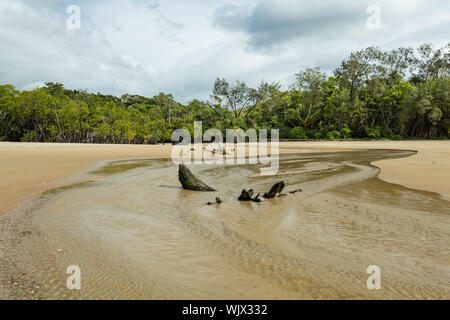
[1,141,449,215]
[1,148,448,300]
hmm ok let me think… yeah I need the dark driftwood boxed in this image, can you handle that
[251,193,262,203]
[289,188,303,194]
[207,197,223,205]
[238,189,254,201]
[263,181,285,198]
[207,147,228,155]
[238,189,262,202]
[178,164,216,192]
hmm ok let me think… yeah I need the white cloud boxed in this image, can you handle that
[0,0,448,102]
[21,81,46,91]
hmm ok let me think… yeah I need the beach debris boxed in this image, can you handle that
[21,231,32,237]
[205,146,229,155]
[289,188,303,194]
[207,197,223,205]
[216,150,225,155]
[238,189,254,201]
[238,189,262,202]
[251,193,262,203]
[219,147,228,155]
[263,181,286,199]
[178,164,216,192]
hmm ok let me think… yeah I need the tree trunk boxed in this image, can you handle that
[263,181,285,198]
[178,164,216,192]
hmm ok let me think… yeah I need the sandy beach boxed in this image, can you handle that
[0,141,449,300]
[279,141,450,202]
[0,143,173,215]
[0,141,449,216]
[3,0,449,305]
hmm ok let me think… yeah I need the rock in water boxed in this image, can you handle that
[263,181,285,198]
[238,189,253,201]
[238,189,262,202]
[251,193,262,203]
[207,197,223,205]
[178,164,216,192]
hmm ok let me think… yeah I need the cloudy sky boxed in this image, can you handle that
[0,0,449,102]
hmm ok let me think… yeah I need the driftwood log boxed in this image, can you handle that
[178,164,216,191]
[238,189,254,201]
[263,181,285,198]
[238,189,262,202]
[251,193,262,202]
[207,197,223,205]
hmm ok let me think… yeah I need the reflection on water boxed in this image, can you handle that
[89,158,173,175]
[3,150,450,299]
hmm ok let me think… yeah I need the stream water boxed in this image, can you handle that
[1,149,449,299]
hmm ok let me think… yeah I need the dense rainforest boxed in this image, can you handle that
[0,43,449,144]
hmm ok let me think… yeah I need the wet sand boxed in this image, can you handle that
[0,141,449,216]
[0,142,173,215]
[280,141,450,201]
[0,148,449,299]
[0,141,449,300]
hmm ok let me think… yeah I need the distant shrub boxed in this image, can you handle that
[305,129,321,139]
[21,131,39,142]
[327,130,341,140]
[340,127,352,139]
[289,127,308,139]
[390,135,404,140]
[364,126,382,139]
[279,127,291,139]
[311,131,322,139]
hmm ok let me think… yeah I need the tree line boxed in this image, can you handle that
[0,43,448,144]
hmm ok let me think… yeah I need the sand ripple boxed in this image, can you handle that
[1,150,449,299]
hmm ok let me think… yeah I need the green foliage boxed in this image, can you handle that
[279,127,291,139]
[327,130,341,140]
[311,131,322,139]
[364,126,383,139]
[306,129,322,139]
[289,127,308,139]
[340,127,352,139]
[0,43,448,144]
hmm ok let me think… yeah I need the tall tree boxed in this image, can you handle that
[213,78,257,118]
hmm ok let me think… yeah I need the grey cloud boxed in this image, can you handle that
[213,0,368,50]
[0,0,449,103]
[213,0,450,52]
[212,4,249,32]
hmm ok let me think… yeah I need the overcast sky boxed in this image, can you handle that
[0,0,449,102]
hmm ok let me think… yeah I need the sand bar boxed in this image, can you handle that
[0,140,449,215]
[280,141,450,201]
